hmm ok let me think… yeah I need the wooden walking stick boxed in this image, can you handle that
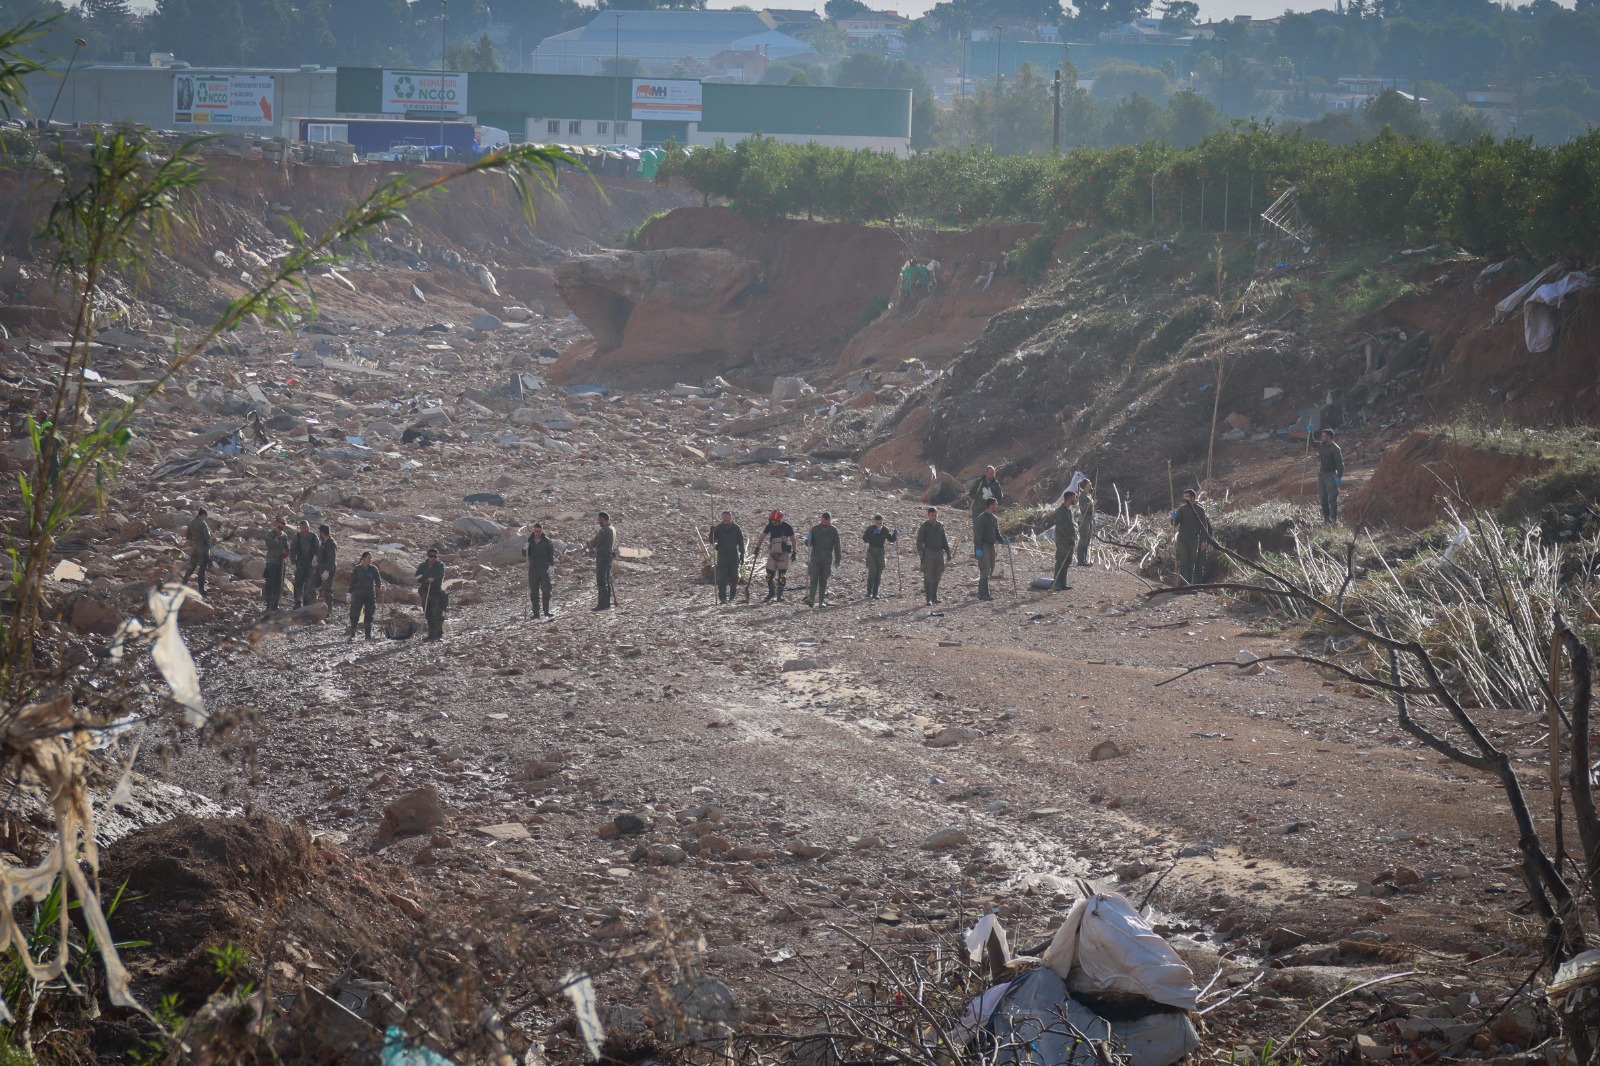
[895,537,903,598]
[1004,538,1019,599]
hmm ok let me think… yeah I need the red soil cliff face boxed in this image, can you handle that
[1349,430,1556,529]
[551,207,1035,386]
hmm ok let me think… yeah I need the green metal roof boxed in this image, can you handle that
[336,68,911,138]
[699,83,911,138]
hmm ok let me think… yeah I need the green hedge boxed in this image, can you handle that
[660,127,1600,259]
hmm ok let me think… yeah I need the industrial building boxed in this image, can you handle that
[18,60,336,141]
[336,69,913,154]
[16,60,912,158]
[529,11,817,78]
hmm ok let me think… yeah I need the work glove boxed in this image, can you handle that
[1335,476,1342,487]
[975,548,983,558]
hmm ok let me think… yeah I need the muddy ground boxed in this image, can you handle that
[1,160,1570,1063]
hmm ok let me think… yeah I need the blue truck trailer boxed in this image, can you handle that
[297,118,508,161]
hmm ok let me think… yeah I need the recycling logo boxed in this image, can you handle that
[394,75,416,100]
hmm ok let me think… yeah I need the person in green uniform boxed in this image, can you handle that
[969,465,1003,539]
[803,512,843,608]
[525,522,558,618]
[262,517,289,612]
[861,515,897,600]
[588,512,616,611]
[346,550,382,639]
[1043,490,1077,591]
[974,498,1001,601]
[708,511,746,605]
[1171,489,1213,585]
[289,519,319,609]
[414,548,447,641]
[315,524,337,609]
[1076,479,1096,566]
[1315,428,1344,524]
[915,507,952,606]
[182,508,211,594]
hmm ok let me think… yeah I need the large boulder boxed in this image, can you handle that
[554,248,758,364]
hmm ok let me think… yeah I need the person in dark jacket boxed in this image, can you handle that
[974,498,1002,601]
[707,511,746,605]
[587,513,616,610]
[1171,489,1214,585]
[262,517,289,612]
[1315,428,1345,524]
[415,548,447,640]
[803,512,843,608]
[289,519,319,608]
[758,510,796,603]
[346,551,382,639]
[1076,480,1096,566]
[915,507,952,606]
[182,508,212,594]
[969,465,1003,539]
[314,524,337,609]
[525,522,558,618]
[861,515,897,600]
[1043,490,1077,591]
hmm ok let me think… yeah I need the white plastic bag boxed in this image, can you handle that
[1042,892,1199,1011]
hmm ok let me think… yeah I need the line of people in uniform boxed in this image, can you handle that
[694,468,1100,609]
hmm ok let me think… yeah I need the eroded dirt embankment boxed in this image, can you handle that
[553,209,1600,519]
[550,207,1036,387]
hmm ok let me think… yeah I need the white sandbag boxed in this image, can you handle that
[986,968,1110,1066]
[1042,893,1199,1011]
[1114,1010,1201,1066]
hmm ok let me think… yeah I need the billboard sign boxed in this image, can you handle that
[630,79,702,122]
[174,73,275,126]
[381,70,469,114]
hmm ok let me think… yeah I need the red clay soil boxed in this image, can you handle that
[618,207,1036,384]
[1366,260,1600,424]
[1348,429,1556,529]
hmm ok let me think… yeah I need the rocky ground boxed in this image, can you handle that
[0,162,1577,1063]
[10,316,1559,1062]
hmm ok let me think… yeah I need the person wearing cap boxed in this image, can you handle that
[707,510,746,605]
[915,507,952,606]
[974,497,1001,601]
[314,523,337,609]
[182,507,211,595]
[1171,488,1213,585]
[414,548,447,640]
[587,512,615,611]
[861,514,898,600]
[524,522,558,618]
[803,512,843,608]
[1315,428,1344,524]
[347,550,383,639]
[1043,490,1077,591]
[262,517,289,613]
[759,509,796,603]
[1075,479,1096,566]
[289,519,319,609]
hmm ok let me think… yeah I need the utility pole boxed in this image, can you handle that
[1051,67,1061,154]
[614,12,623,144]
[992,24,1002,152]
[439,0,448,158]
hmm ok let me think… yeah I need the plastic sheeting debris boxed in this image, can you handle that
[1042,892,1199,1010]
[1523,271,1592,353]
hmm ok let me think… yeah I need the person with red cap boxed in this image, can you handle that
[757,509,795,603]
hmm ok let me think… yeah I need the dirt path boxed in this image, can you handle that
[163,417,1546,1052]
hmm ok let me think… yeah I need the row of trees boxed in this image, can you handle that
[662,123,1600,261]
